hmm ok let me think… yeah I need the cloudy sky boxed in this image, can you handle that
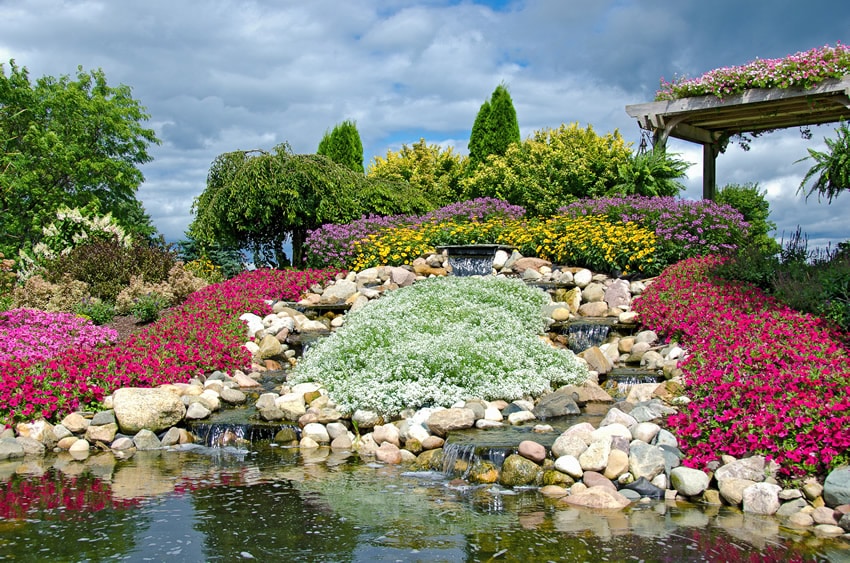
[2,0,849,248]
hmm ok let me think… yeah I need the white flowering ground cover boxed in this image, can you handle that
[293,277,588,416]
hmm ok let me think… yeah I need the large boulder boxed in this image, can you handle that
[113,388,186,434]
[427,408,475,437]
[670,466,710,497]
[532,390,580,419]
[824,466,850,507]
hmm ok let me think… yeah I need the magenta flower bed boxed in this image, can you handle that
[0,268,338,425]
[634,257,850,478]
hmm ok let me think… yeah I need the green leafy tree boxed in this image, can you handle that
[797,121,850,203]
[612,147,690,197]
[317,119,364,174]
[716,182,781,254]
[462,123,631,216]
[0,61,159,259]
[467,84,520,170]
[367,138,467,207]
[176,234,245,280]
[191,143,427,267]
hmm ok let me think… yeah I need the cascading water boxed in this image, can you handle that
[190,422,300,447]
[438,245,513,277]
[442,442,515,477]
[566,322,610,353]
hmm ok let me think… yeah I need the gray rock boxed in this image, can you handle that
[604,279,631,309]
[631,422,661,444]
[628,441,666,481]
[719,478,757,506]
[824,466,850,507]
[133,429,162,450]
[670,466,710,497]
[839,512,850,532]
[562,486,631,509]
[579,437,611,472]
[551,434,588,459]
[16,436,45,456]
[554,455,583,479]
[85,422,119,444]
[61,412,90,433]
[220,387,247,404]
[91,410,116,426]
[532,391,580,419]
[303,423,330,444]
[427,408,475,437]
[160,427,183,447]
[320,279,357,303]
[185,402,211,420]
[113,388,186,434]
[620,489,641,501]
[0,438,26,460]
[743,482,781,515]
[352,409,382,429]
[599,407,637,428]
[715,456,765,483]
[776,498,809,517]
[653,429,678,448]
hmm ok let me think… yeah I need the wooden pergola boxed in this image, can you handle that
[625,76,850,199]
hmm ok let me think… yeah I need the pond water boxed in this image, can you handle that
[1,443,846,562]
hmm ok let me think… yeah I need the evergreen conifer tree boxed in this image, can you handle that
[467,84,520,170]
[317,119,364,173]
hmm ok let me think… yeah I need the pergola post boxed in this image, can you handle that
[702,143,717,200]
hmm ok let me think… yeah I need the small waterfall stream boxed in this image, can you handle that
[566,322,610,353]
[442,442,515,478]
[190,422,301,447]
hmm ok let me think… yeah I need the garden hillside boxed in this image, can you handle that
[1,193,849,482]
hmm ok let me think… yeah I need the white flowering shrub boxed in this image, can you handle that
[18,205,132,280]
[293,277,588,416]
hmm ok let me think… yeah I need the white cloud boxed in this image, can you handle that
[1,0,848,243]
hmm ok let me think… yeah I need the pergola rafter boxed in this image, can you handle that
[625,76,850,199]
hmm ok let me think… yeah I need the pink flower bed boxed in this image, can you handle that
[0,268,337,425]
[0,309,118,364]
[634,256,850,478]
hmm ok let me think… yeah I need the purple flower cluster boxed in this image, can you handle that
[305,198,526,268]
[559,196,748,259]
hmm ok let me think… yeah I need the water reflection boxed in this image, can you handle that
[0,445,845,562]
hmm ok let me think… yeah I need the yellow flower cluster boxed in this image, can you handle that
[350,215,657,274]
[184,257,224,284]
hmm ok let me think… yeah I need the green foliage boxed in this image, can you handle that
[613,148,689,197]
[177,234,243,280]
[0,253,15,311]
[293,277,588,416]
[462,123,631,215]
[716,183,781,254]
[713,227,850,331]
[797,121,850,203]
[42,238,176,302]
[0,60,159,259]
[467,84,520,170]
[73,298,116,325]
[317,119,364,174]
[192,143,428,266]
[129,293,167,323]
[191,144,365,266]
[367,138,467,207]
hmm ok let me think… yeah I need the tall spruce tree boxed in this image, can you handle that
[467,84,520,170]
[317,119,365,174]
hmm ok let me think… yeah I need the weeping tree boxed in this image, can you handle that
[190,144,364,267]
[191,143,431,267]
[797,121,850,203]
